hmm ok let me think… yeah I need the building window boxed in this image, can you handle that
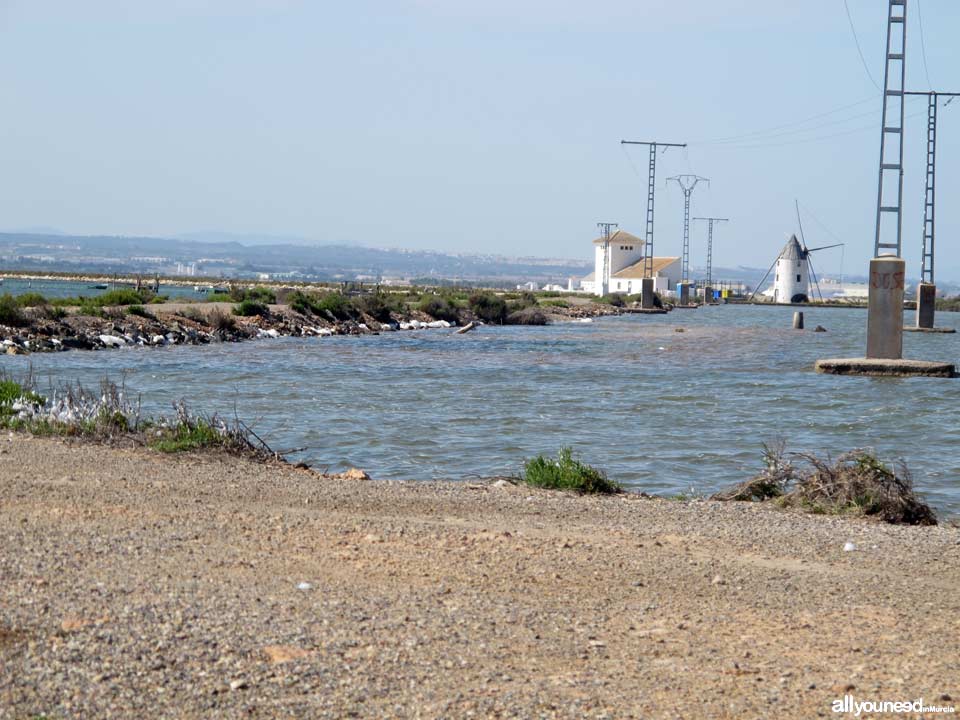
[796,274,801,282]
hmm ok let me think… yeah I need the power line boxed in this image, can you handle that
[696,107,931,151]
[843,0,882,92]
[916,0,933,90]
[689,95,878,145]
[693,106,882,146]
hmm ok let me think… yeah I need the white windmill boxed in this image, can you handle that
[751,202,843,303]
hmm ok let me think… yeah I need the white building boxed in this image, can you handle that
[579,230,681,296]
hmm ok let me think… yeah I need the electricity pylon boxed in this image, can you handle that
[693,217,728,289]
[668,175,709,283]
[620,140,686,277]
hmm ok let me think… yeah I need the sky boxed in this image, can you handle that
[0,1,958,280]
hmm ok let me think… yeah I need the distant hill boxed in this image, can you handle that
[0,232,591,285]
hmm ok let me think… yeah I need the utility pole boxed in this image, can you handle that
[864,0,908,360]
[620,141,686,278]
[873,0,908,258]
[903,90,960,329]
[903,91,960,284]
[596,222,619,296]
[693,217,728,289]
[668,175,709,283]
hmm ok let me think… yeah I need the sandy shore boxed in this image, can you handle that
[1,436,958,719]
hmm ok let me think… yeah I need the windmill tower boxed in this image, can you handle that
[773,236,810,303]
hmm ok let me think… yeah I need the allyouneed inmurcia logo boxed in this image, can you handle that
[832,695,956,716]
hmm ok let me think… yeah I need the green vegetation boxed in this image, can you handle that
[540,299,569,308]
[13,292,48,308]
[233,299,269,317]
[0,375,273,459]
[936,295,960,312]
[127,305,153,318]
[355,293,403,323]
[417,294,460,322]
[596,293,626,307]
[521,447,621,495]
[0,294,27,327]
[149,417,225,453]
[208,286,276,304]
[0,380,44,418]
[469,291,509,324]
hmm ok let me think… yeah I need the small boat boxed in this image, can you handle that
[88,283,108,290]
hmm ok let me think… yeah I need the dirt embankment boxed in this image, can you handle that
[1,436,957,718]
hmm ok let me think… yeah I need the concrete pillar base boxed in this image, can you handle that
[793,311,804,330]
[866,256,905,360]
[640,278,655,309]
[678,283,689,306]
[916,282,936,329]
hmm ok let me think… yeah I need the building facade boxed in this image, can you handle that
[580,230,681,296]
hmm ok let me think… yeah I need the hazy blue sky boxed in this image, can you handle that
[0,1,958,279]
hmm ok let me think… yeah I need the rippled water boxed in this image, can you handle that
[4,304,960,516]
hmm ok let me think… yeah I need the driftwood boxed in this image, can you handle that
[455,321,477,334]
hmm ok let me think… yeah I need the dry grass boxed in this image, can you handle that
[713,443,937,526]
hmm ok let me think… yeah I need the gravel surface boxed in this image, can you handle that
[1,435,958,719]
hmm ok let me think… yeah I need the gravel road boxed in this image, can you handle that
[1,435,957,719]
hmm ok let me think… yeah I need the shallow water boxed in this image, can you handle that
[0,277,206,300]
[4,304,960,517]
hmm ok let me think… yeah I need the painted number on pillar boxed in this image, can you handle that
[870,271,904,290]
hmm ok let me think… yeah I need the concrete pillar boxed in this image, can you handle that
[916,282,936,329]
[793,311,804,330]
[702,286,713,305]
[678,283,689,305]
[641,278,655,309]
[866,256,905,360]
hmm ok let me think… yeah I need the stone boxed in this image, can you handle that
[262,645,311,664]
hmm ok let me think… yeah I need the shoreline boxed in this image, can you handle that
[0,300,623,355]
[2,436,957,717]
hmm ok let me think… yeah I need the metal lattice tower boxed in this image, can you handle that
[597,222,619,295]
[667,175,709,282]
[904,91,960,284]
[693,217,728,288]
[621,140,686,278]
[873,0,908,257]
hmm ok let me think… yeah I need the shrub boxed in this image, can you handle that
[0,294,27,326]
[128,305,153,318]
[712,444,937,526]
[316,293,354,320]
[14,292,48,307]
[510,291,538,311]
[506,307,548,325]
[355,293,395,323]
[417,294,460,322]
[287,290,354,319]
[541,299,569,308]
[233,299,269,317]
[522,447,621,494]
[207,292,234,303]
[149,417,225,453]
[245,286,276,304]
[469,292,509,324]
[597,293,625,307]
[209,308,236,331]
[97,289,150,306]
